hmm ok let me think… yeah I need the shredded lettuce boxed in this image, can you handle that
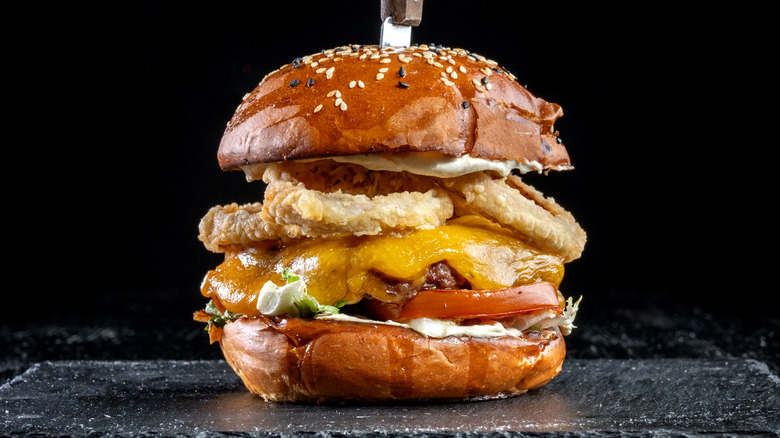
[204,299,242,330]
[256,269,347,318]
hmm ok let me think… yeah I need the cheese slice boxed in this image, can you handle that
[201,215,564,316]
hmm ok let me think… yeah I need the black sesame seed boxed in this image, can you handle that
[398,81,410,88]
[481,77,488,85]
[462,101,469,109]
[289,79,300,87]
[398,66,406,77]
[556,136,563,144]
[307,78,314,87]
[493,68,502,74]
[293,57,302,68]
[541,140,553,155]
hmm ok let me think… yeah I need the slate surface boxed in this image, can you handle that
[1,358,778,436]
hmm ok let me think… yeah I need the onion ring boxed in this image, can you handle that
[262,164,453,237]
[198,164,455,251]
[441,172,586,262]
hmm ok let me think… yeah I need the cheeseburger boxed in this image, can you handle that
[195,44,586,403]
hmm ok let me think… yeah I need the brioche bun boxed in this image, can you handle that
[218,44,570,172]
[219,316,566,403]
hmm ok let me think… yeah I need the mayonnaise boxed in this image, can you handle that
[240,151,572,181]
[316,313,526,339]
[329,151,543,177]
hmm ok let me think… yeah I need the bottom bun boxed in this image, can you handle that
[218,316,566,403]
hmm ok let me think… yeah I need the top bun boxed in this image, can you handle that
[218,44,571,171]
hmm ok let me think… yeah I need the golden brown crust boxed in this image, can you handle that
[218,44,571,171]
[219,316,566,403]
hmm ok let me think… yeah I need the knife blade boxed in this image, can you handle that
[380,0,423,48]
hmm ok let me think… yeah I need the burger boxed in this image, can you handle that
[195,43,586,403]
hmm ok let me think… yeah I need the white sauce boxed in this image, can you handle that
[329,152,543,177]
[240,151,572,180]
[315,313,525,339]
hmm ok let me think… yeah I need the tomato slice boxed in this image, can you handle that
[363,282,564,322]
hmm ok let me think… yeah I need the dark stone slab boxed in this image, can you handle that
[1,359,778,436]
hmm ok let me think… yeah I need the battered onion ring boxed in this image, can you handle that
[441,172,586,262]
[198,165,455,252]
[262,164,454,237]
[198,203,304,252]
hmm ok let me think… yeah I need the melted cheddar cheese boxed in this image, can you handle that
[201,216,564,316]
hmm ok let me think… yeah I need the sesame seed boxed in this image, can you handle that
[359,54,368,60]
[448,58,456,65]
[318,57,328,63]
[486,83,493,90]
[433,61,444,68]
[335,90,342,98]
[380,58,392,64]
[289,78,300,87]
[370,54,380,60]
[398,81,410,88]
[427,59,434,65]
[326,67,335,79]
[412,52,422,57]
[311,62,319,68]
[316,67,326,74]
[398,66,406,77]
[335,97,343,106]
[242,93,250,101]
[349,80,357,88]
[481,67,492,76]
[379,67,389,73]
[340,101,348,111]
[459,66,467,74]
[450,71,458,79]
[446,66,453,73]
[358,80,365,88]
[327,90,337,97]
[376,73,385,80]
[307,78,314,87]
[314,104,323,113]
[442,79,455,86]
[462,101,469,109]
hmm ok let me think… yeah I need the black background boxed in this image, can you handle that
[5,2,775,371]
